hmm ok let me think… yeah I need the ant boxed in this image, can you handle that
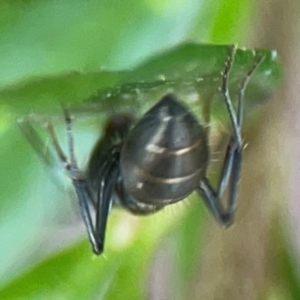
[20,45,264,255]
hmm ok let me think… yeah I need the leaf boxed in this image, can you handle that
[0,44,280,116]
[0,2,282,299]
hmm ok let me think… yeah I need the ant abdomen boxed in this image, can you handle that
[120,94,209,205]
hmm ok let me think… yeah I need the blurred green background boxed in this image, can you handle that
[0,0,296,299]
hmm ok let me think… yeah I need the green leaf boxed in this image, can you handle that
[0,43,280,116]
[0,1,283,300]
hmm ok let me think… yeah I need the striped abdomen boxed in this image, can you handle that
[120,94,209,205]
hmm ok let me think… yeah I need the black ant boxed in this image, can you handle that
[20,45,264,255]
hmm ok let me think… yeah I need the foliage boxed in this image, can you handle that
[0,1,286,300]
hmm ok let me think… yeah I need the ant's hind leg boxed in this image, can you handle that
[198,46,265,226]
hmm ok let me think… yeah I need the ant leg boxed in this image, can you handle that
[198,46,264,226]
[224,54,265,219]
[18,114,69,168]
[20,110,117,254]
[63,109,120,255]
[63,109,103,254]
[18,115,71,189]
[94,154,120,254]
[18,117,54,167]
